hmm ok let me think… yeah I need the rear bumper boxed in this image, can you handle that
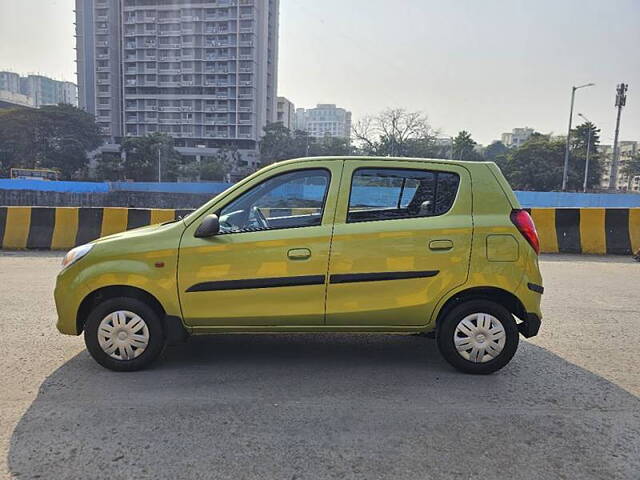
[518,313,541,338]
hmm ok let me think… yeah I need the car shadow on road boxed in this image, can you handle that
[8,334,640,480]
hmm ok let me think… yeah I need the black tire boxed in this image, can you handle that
[436,299,519,374]
[84,297,165,372]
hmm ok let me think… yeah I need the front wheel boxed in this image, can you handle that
[84,297,165,372]
[436,300,519,374]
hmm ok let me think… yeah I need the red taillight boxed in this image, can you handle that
[510,209,540,255]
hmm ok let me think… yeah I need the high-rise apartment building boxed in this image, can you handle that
[75,0,279,166]
[276,96,294,130]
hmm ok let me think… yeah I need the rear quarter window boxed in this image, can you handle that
[347,168,460,223]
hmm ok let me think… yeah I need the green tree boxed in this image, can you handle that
[199,148,235,181]
[452,130,482,161]
[499,135,567,190]
[570,121,603,190]
[259,122,296,165]
[259,123,356,165]
[483,141,509,162]
[99,133,182,182]
[313,135,355,157]
[179,147,237,182]
[94,152,123,181]
[0,104,101,179]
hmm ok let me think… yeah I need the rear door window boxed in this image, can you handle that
[347,168,459,223]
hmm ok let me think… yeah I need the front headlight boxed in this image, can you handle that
[61,244,94,271]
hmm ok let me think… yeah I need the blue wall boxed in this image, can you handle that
[0,179,109,193]
[514,191,640,208]
[1,178,639,208]
[0,179,230,195]
[108,181,233,194]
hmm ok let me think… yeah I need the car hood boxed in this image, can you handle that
[91,220,184,245]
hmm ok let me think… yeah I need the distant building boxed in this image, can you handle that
[276,96,295,130]
[295,104,352,140]
[19,75,78,107]
[0,71,21,94]
[501,127,534,148]
[435,137,453,147]
[0,71,77,108]
[0,90,36,110]
[75,0,279,177]
[60,81,79,106]
[600,141,640,192]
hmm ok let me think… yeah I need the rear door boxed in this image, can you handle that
[325,160,472,326]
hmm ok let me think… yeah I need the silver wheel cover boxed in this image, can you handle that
[454,313,506,363]
[97,310,150,361]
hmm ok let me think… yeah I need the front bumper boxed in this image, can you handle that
[54,271,89,336]
[518,313,541,338]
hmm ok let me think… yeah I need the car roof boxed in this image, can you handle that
[272,156,495,168]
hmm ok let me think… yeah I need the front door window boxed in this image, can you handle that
[218,169,330,233]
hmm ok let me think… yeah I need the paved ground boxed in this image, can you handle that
[0,252,638,480]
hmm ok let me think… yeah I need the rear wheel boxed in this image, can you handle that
[436,299,519,374]
[84,297,165,372]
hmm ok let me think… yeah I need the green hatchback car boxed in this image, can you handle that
[55,156,543,374]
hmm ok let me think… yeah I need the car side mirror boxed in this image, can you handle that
[194,214,220,238]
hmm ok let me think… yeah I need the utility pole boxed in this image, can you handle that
[608,83,628,191]
[562,83,595,191]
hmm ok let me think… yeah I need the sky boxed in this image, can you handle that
[1,0,638,145]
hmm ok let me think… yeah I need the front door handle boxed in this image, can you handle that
[288,248,311,260]
[429,239,453,251]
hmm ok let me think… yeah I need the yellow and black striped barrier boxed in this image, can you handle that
[530,208,640,255]
[0,206,638,254]
[0,207,193,250]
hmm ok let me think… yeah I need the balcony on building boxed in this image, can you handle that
[158,17,180,24]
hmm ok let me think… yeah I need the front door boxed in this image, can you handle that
[178,161,342,328]
[325,160,472,327]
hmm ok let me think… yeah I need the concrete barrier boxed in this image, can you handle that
[529,208,640,255]
[0,207,193,250]
[0,206,638,254]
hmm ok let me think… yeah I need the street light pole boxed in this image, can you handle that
[562,83,594,191]
[578,113,592,193]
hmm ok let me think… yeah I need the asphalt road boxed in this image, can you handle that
[1,252,639,479]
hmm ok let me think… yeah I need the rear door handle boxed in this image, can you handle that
[429,240,453,251]
[288,248,311,260]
